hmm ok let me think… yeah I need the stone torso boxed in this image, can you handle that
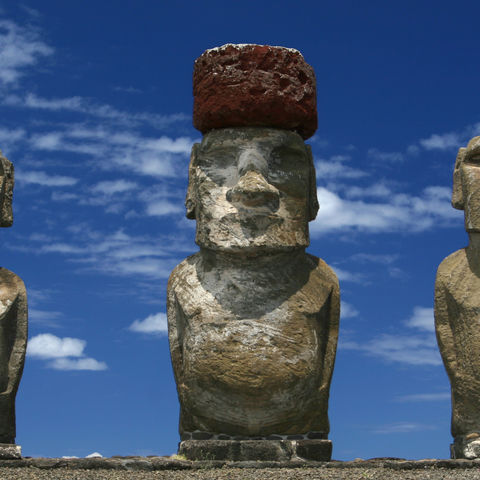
[436,249,480,380]
[167,250,339,436]
[0,267,27,443]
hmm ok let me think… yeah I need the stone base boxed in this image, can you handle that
[178,439,332,462]
[451,435,480,459]
[0,444,21,459]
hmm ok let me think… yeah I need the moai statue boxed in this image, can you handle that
[167,45,340,462]
[435,136,480,459]
[0,151,27,458]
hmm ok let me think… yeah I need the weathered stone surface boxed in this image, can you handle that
[0,151,27,447]
[295,439,332,461]
[185,128,319,252]
[0,443,21,459]
[168,46,338,459]
[435,136,480,459]
[193,44,317,139]
[169,134,338,433]
[179,440,294,461]
[0,152,13,228]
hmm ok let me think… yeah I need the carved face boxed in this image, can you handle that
[186,127,318,253]
[0,154,13,228]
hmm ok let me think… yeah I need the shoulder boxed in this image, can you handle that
[436,248,467,284]
[168,253,201,292]
[0,268,26,297]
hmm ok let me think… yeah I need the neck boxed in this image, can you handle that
[468,232,480,251]
[199,247,305,267]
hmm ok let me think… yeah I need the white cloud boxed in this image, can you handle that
[405,306,434,332]
[333,266,366,284]
[145,200,183,216]
[19,228,190,280]
[341,301,359,319]
[394,392,450,402]
[367,148,404,163]
[0,20,53,85]
[349,253,399,265]
[28,333,85,359]
[27,333,107,371]
[373,422,435,434]
[16,170,78,187]
[315,154,368,180]
[129,312,168,335]
[0,127,26,153]
[340,305,442,366]
[343,183,392,199]
[419,132,462,151]
[29,309,63,327]
[27,126,194,178]
[312,185,461,235]
[91,180,137,196]
[4,92,189,129]
[49,358,107,371]
[417,123,480,152]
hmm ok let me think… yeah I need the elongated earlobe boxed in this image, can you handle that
[306,145,319,221]
[452,147,465,210]
[185,144,200,219]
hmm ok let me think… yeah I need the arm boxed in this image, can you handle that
[434,268,457,381]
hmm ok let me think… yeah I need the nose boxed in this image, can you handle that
[227,150,279,208]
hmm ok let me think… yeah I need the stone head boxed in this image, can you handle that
[186,127,319,253]
[452,136,480,232]
[0,152,13,228]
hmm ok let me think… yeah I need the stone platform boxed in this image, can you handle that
[178,439,332,461]
[0,443,21,459]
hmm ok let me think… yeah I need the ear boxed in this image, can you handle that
[0,154,14,228]
[452,147,465,210]
[306,145,319,221]
[185,143,200,219]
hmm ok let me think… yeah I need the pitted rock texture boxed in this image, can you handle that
[193,44,317,139]
[435,136,480,459]
[0,152,13,228]
[0,149,28,445]
[178,439,332,461]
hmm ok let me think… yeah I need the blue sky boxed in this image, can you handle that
[0,0,478,460]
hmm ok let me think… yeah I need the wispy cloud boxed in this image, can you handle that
[4,92,189,129]
[13,226,193,280]
[312,185,461,235]
[348,253,399,265]
[416,123,480,152]
[129,312,168,335]
[0,19,53,86]
[367,148,404,163]
[315,154,368,180]
[27,333,107,371]
[341,301,359,319]
[340,305,441,366]
[90,180,137,196]
[405,306,434,332]
[332,266,366,284]
[27,125,194,179]
[29,308,63,327]
[372,422,436,434]
[0,126,26,153]
[394,392,450,402]
[16,170,78,187]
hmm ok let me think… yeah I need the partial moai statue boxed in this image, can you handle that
[0,151,27,458]
[167,44,340,462]
[435,135,480,459]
